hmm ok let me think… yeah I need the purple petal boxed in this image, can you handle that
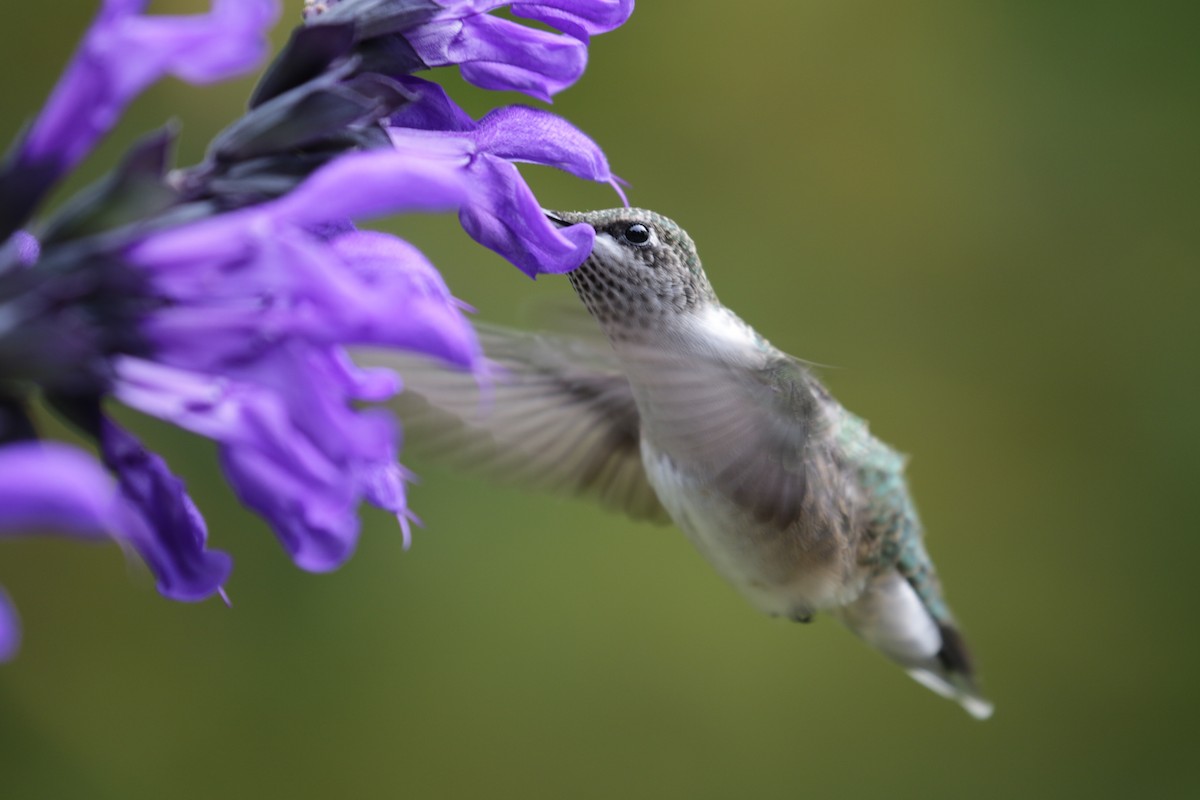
[0,441,120,539]
[219,445,359,571]
[388,77,478,133]
[330,230,454,299]
[306,2,632,97]
[385,109,615,275]
[13,231,40,267]
[457,155,595,276]
[325,230,482,365]
[99,419,232,601]
[0,588,19,663]
[113,201,481,571]
[213,348,401,572]
[127,149,471,275]
[268,147,472,225]
[0,441,116,664]
[427,1,633,39]
[386,85,625,196]
[131,219,479,371]
[113,358,353,477]
[475,105,615,183]
[113,348,415,574]
[406,14,587,101]
[510,0,635,39]
[18,0,278,184]
[238,348,398,472]
[0,437,230,657]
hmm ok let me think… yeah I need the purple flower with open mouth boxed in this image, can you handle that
[388,76,625,275]
[0,0,633,660]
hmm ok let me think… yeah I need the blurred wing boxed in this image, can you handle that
[355,325,670,524]
[519,290,612,346]
[626,347,833,529]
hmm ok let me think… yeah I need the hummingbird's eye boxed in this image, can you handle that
[622,223,651,246]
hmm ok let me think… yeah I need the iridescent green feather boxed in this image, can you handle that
[836,411,952,623]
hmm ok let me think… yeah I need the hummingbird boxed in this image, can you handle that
[366,208,993,719]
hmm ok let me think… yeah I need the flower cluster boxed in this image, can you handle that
[0,0,631,660]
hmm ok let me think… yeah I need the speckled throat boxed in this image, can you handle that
[552,208,719,335]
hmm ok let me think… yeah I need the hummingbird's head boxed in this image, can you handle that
[546,208,716,330]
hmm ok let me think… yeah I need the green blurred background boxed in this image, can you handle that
[2,1,1198,797]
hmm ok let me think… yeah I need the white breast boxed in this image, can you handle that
[640,439,855,618]
[685,306,762,356]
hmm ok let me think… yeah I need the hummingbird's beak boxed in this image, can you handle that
[543,209,572,228]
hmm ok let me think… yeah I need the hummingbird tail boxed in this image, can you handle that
[835,572,994,720]
[906,661,994,720]
[904,622,994,721]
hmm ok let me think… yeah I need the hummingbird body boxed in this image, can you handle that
[640,430,863,620]
[369,208,993,719]
[605,306,861,621]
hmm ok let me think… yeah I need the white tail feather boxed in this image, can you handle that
[836,572,994,720]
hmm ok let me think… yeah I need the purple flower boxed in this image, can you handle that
[304,0,633,102]
[0,149,484,630]
[0,0,282,658]
[0,441,117,659]
[0,0,632,660]
[0,442,120,539]
[99,420,234,600]
[0,439,230,660]
[111,151,484,568]
[388,77,625,275]
[0,0,279,235]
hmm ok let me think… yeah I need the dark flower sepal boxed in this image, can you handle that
[39,127,180,248]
